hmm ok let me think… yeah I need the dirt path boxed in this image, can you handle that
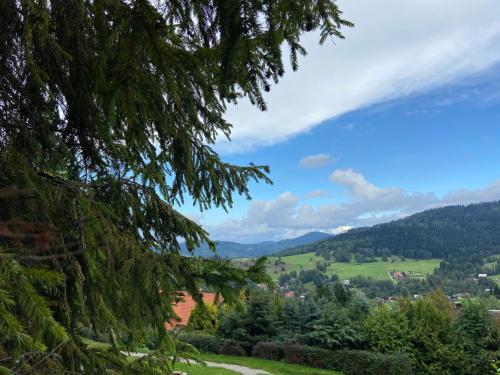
[204,360,270,375]
[122,352,270,375]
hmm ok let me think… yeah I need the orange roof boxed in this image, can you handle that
[165,291,217,330]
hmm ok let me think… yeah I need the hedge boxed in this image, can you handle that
[219,341,246,356]
[178,334,413,375]
[177,333,250,356]
[177,332,223,354]
[283,344,413,375]
[252,342,282,360]
[331,350,413,375]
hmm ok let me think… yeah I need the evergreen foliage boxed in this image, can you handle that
[0,0,351,372]
[186,303,218,334]
[244,292,276,341]
[305,302,363,350]
[212,287,500,375]
[364,305,410,354]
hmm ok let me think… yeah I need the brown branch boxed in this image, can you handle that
[0,186,36,199]
[0,240,99,262]
[0,247,85,261]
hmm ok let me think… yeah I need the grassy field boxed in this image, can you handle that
[82,338,239,374]
[174,362,239,375]
[81,339,340,374]
[489,275,500,285]
[237,253,441,282]
[197,353,343,375]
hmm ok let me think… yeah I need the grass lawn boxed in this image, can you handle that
[174,362,239,375]
[196,353,343,375]
[80,339,340,374]
[262,253,440,282]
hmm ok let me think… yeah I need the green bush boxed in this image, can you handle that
[252,342,282,360]
[283,345,336,368]
[283,343,304,364]
[219,341,246,356]
[177,332,223,354]
[329,350,413,375]
[283,344,413,375]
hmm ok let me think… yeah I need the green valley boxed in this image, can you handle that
[271,255,440,281]
[236,254,440,282]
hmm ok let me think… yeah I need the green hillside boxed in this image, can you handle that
[278,201,500,260]
[237,254,441,282]
[489,275,500,286]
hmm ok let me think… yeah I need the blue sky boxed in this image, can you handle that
[179,1,500,243]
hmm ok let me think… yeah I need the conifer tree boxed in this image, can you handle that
[0,0,351,373]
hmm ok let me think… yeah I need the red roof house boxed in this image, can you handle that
[165,291,218,330]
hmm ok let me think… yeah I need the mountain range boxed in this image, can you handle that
[181,231,332,258]
[278,201,500,259]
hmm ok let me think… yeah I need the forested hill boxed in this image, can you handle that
[278,201,500,259]
[181,231,332,258]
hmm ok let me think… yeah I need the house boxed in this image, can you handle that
[257,283,269,291]
[165,291,218,330]
[285,291,295,298]
[478,273,488,278]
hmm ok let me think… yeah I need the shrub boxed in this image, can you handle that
[238,340,255,356]
[219,341,246,356]
[177,332,223,354]
[252,342,281,360]
[330,350,413,375]
[302,346,336,369]
[186,303,218,334]
[283,343,304,364]
[282,345,412,375]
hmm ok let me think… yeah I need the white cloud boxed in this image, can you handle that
[207,170,500,242]
[217,0,500,153]
[326,226,353,235]
[299,154,333,168]
[305,190,327,199]
[330,169,402,201]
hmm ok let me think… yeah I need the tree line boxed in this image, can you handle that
[179,285,500,375]
[279,201,500,260]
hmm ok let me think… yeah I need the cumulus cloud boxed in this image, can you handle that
[217,0,500,153]
[305,190,327,199]
[206,170,500,242]
[330,169,402,200]
[299,154,333,168]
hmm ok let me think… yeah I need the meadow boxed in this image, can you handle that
[238,253,441,282]
[196,353,343,375]
[489,274,500,285]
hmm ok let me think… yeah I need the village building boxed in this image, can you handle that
[165,291,218,330]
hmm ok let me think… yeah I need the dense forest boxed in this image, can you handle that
[176,286,500,375]
[279,201,500,259]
